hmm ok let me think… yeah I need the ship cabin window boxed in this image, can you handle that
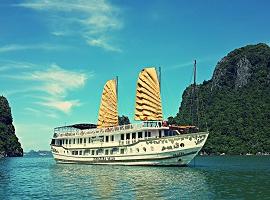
[148,132,151,137]
[51,139,55,145]
[138,132,143,139]
[80,138,83,144]
[159,130,162,138]
[77,138,80,144]
[73,139,75,144]
[111,135,114,141]
[120,149,125,154]
[132,132,136,139]
[84,138,86,143]
[144,131,147,138]
[121,134,124,140]
[105,149,109,155]
[89,138,91,143]
[126,133,130,140]
[143,147,146,152]
[79,151,82,155]
[73,151,78,155]
[180,143,184,147]
[69,139,71,144]
[105,136,109,142]
[164,130,176,137]
[136,148,139,152]
[62,140,64,145]
[110,149,113,154]
[91,150,95,155]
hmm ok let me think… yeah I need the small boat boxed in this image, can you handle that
[50,65,209,166]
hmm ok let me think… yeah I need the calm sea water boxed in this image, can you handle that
[0,156,269,200]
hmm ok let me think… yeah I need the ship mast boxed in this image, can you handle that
[191,60,197,126]
[193,60,196,86]
[116,76,118,101]
[159,66,161,92]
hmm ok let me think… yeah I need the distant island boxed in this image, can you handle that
[0,96,23,157]
[169,43,270,155]
[24,150,52,157]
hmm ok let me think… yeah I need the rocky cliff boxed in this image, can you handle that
[170,43,270,154]
[0,96,23,157]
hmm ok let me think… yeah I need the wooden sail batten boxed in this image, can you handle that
[137,88,161,103]
[138,76,159,90]
[134,67,163,121]
[97,79,118,128]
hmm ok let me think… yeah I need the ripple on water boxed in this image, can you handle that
[0,156,269,200]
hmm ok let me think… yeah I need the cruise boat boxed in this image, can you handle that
[50,67,209,166]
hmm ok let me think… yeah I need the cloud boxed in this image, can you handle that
[0,60,36,71]
[0,43,67,53]
[3,63,91,114]
[87,37,121,52]
[26,63,89,96]
[25,107,59,118]
[166,61,194,71]
[37,99,81,114]
[165,55,223,71]
[17,0,123,52]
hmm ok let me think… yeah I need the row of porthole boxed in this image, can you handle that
[129,143,185,154]
[129,146,155,153]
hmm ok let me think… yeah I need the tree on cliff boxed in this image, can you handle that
[0,96,23,157]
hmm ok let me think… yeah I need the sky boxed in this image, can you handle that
[0,0,270,151]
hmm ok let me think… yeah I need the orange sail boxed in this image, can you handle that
[97,79,118,128]
[134,67,163,121]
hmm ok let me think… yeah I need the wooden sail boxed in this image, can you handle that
[134,67,163,121]
[97,79,118,128]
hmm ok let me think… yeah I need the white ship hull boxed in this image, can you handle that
[51,127,208,166]
[53,147,200,166]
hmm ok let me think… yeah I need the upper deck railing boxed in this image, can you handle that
[54,121,165,138]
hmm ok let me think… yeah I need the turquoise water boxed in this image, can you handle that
[0,156,269,200]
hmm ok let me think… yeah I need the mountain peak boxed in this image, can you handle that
[211,43,270,90]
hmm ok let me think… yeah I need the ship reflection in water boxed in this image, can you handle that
[49,163,210,199]
[1,156,269,199]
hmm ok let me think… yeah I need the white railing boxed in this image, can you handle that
[54,121,163,138]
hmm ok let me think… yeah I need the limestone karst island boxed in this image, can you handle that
[0,96,23,157]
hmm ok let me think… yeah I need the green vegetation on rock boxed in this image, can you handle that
[0,96,23,157]
[118,115,130,125]
[169,43,270,155]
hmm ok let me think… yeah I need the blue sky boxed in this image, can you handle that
[0,0,269,151]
